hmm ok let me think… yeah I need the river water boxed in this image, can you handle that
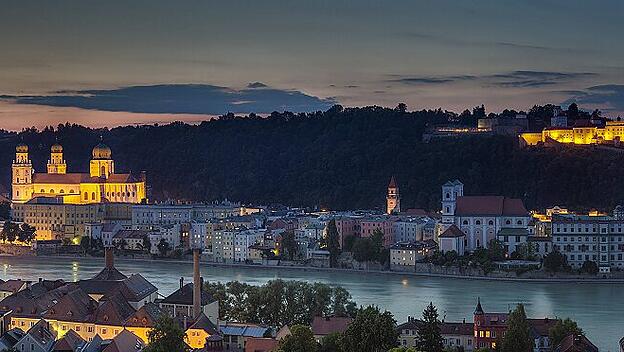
[0,256,620,351]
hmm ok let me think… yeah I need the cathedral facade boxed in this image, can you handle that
[11,142,147,205]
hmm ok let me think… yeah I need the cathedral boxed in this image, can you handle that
[11,142,147,204]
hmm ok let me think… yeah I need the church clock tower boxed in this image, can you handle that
[12,143,33,203]
[386,176,401,214]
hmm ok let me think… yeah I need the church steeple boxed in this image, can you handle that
[47,143,67,174]
[386,176,401,214]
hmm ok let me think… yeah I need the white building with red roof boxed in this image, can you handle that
[441,180,530,251]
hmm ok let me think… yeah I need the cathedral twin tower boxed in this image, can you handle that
[12,142,147,205]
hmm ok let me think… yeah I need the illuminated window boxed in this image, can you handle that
[485,331,490,338]
[92,192,96,200]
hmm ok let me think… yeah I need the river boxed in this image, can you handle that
[0,256,620,351]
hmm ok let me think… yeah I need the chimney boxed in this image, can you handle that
[193,248,201,319]
[104,247,114,269]
[38,278,43,283]
[179,277,184,290]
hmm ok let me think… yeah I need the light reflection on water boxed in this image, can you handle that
[0,256,620,351]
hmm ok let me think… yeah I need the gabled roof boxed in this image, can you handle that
[455,196,528,216]
[1,284,74,318]
[0,328,25,350]
[244,337,278,352]
[528,318,557,338]
[311,316,352,336]
[161,283,214,306]
[22,319,56,347]
[90,267,128,282]
[124,303,163,328]
[439,322,473,336]
[0,279,27,293]
[188,312,219,335]
[555,334,598,352]
[32,173,140,185]
[99,274,157,302]
[43,288,96,323]
[102,329,145,352]
[94,296,136,326]
[439,225,466,238]
[52,329,85,352]
[113,230,150,240]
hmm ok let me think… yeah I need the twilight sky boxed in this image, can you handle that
[1,0,623,130]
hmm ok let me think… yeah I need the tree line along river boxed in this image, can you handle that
[0,256,620,351]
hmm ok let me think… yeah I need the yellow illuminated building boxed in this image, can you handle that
[520,120,624,146]
[11,142,147,204]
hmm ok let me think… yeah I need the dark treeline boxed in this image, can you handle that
[0,104,623,211]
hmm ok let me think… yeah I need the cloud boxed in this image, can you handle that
[402,32,590,54]
[389,75,476,85]
[0,84,337,115]
[562,84,624,113]
[246,82,268,88]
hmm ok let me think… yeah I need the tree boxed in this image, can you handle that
[511,242,537,261]
[80,236,91,253]
[157,239,171,257]
[543,251,568,272]
[319,332,342,352]
[351,238,375,262]
[276,325,318,352]
[388,348,416,352]
[1,221,20,243]
[17,224,36,243]
[281,231,299,261]
[416,302,443,352]
[142,234,151,253]
[341,306,397,352]
[325,220,341,268]
[143,314,190,352]
[500,304,533,352]
[580,260,598,275]
[0,202,10,220]
[549,318,583,347]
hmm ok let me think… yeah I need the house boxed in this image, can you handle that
[496,227,530,255]
[0,328,25,351]
[14,319,56,352]
[390,241,437,269]
[554,334,598,352]
[310,316,352,342]
[112,229,150,251]
[159,280,219,325]
[219,323,271,352]
[186,313,221,349]
[396,317,474,351]
[438,225,466,255]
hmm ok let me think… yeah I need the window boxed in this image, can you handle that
[505,220,511,225]
[84,192,88,200]
[488,220,494,225]
[91,192,96,200]
[476,220,481,225]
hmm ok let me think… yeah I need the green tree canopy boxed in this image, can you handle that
[416,302,443,352]
[500,304,533,352]
[276,325,318,352]
[340,305,397,352]
[143,315,190,352]
[549,318,583,348]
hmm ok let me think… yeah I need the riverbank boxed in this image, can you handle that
[33,253,624,284]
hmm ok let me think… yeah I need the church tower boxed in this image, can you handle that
[12,143,33,203]
[386,176,401,214]
[47,143,67,174]
[442,179,463,224]
[90,142,115,179]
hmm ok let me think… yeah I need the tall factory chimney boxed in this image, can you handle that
[193,248,201,319]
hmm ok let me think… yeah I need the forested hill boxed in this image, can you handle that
[1,105,623,211]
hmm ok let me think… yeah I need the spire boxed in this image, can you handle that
[474,297,484,315]
[388,176,397,188]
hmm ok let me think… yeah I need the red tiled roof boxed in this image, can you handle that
[245,337,278,352]
[439,225,465,238]
[439,322,473,336]
[555,334,598,352]
[32,173,139,185]
[455,196,528,216]
[311,316,352,336]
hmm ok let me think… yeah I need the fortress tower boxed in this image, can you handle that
[386,176,401,214]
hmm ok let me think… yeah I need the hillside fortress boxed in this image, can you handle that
[11,142,147,204]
